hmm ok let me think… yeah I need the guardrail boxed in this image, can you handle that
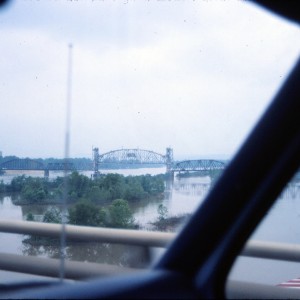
[0,220,173,247]
[0,220,300,280]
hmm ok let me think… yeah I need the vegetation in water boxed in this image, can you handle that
[23,198,137,249]
[26,199,136,229]
[1,172,165,205]
[68,200,107,227]
[150,204,191,232]
[5,172,165,251]
[23,195,185,252]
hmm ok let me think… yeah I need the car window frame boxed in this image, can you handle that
[1,1,300,298]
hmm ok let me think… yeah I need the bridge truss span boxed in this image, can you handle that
[172,159,226,172]
[46,162,76,171]
[0,159,76,178]
[0,158,45,171]
[99,149,166,165]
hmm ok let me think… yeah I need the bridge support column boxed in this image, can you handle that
[165,171,174,187]
[92,147,101,179]
[165,147,173,174]
[44,169,49,178]
[165,171,174,201]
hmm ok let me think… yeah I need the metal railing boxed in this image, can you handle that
[0,220,173,247]
[1,220,300,280]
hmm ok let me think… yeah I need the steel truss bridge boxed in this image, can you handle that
[0,158,75,177]
[93,147,226,177]
[93,147,173,175]
[171,160,226,172]
[0,148,226,178]
[98,149,167,164]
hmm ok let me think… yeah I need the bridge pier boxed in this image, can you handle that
[44,169,49,178]
[165,172,174,188]
[92,147,101,179]
[165,172,174,201]
[165,147,173,173]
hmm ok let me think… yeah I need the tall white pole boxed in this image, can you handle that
[60,43,73,281]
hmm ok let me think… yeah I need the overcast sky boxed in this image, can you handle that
[0,0,299,160]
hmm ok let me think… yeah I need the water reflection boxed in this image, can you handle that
[66,243,149,268]
[22,237,149,268]
[0,197,22,220]
[2,169,299,263]
[22,238,56,257]
[0,170,211,266]
[2,171,300,283]
[278,182,300,200]
[230,180,300,285]
[173,181,211,196]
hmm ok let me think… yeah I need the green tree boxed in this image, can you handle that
[141,174,164,195]
[10,175,27,192]
[68,200,106,227]
[157,204,168,221]
[108,199,135,229]
[0,180,5,193]
[87,185,110,203]
[26,212,34,221]
[43,207,61,224]
[101,174,126,200]
[21,177,48,203]
[124,176,146,201]
[49,176,64,189]
[150,204,169,231]
[68,172,90,200]
[24,208,62,247]
[22,186,46,202]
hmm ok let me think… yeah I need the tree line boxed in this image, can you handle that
[27,198,136,229]
[0,172,165,230]
[1,172,165,205]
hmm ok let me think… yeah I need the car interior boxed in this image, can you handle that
[0,0,300,298]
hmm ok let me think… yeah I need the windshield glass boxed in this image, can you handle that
[228,170,300,292]
[0,0,299,282]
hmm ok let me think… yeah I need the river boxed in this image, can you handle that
[0,169,209,268]
[1,169,300,286]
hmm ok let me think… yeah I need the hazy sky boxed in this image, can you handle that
[0,0,299,160]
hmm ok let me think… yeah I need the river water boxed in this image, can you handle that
[1,169,300,286]
[0,168,209,269]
